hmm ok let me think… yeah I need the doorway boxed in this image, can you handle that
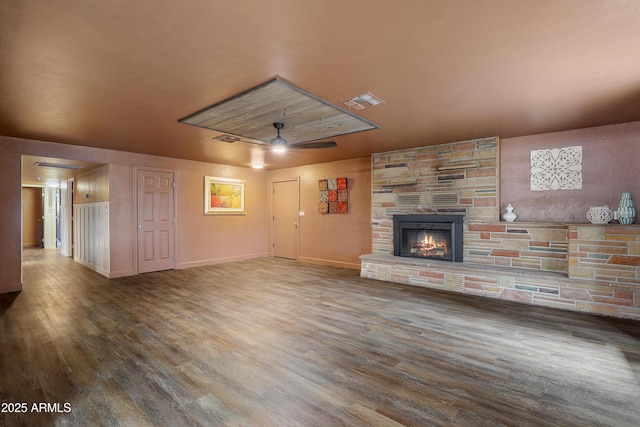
[272,179,299,260]
[136,168,177,273]
[22,187,43,247]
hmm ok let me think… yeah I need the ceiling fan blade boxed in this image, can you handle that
[288,141,337,149]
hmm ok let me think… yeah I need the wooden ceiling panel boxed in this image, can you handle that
[178,78,378,144]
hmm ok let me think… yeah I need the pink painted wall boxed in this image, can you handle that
[174,162,269,269]
[268,157,372,269]
[501,121,640,223]
[2,120,637,294]
[0,140,23,293]
[0,136,269,292]
[0,135,370,294]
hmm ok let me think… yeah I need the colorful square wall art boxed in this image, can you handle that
[319,177,348,214]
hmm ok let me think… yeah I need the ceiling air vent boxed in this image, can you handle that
[343,92,385,110]
[396,193,421,206]
[431,192,459,205]
[214,134,241,143]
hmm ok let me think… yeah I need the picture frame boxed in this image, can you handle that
[204,176,246,215]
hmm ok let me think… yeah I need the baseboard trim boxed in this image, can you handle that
[73,257,110,278]
[178,252,269,269]
[298,256,360,270]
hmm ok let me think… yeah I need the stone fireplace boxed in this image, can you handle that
[393,214,463,262]
[369,136,498,256]
[361,135,640,320]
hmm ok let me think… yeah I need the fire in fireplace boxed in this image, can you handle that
[393,215,463,262]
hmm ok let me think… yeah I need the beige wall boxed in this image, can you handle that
[268,157,372,269]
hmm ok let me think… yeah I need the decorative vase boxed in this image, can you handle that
[617,192,636,224]
[503,204,517,222]
[586,206,613,224]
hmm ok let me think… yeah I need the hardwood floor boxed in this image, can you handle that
[1,249,639,426]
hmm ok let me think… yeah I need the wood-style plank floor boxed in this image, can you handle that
[1,249,639,426]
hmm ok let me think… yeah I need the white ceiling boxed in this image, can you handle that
[2,0,640,170]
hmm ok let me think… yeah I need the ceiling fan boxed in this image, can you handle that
[216,122,337,152]
[268,122,337,152]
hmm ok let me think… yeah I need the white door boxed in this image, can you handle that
[137,169,176,273]
[273,179,299,259]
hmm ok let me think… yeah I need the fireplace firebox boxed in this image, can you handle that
[393,215,463,262]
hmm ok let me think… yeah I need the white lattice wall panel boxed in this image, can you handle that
[74,202,110,276]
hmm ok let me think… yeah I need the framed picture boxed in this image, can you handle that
[204,176,246,215]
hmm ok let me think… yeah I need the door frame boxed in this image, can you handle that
[133,166,178,274]
[60,177,74,257]
[271,177,300,259]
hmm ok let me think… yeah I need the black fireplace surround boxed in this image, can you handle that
[393,215,463,262]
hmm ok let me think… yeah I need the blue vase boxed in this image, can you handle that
[617,192,636,224]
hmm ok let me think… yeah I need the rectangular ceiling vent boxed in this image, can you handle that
[343,92,385,110]
[396,193,421,206]
[34,162,83,170]
[214,134,242,143]
[430,192,459,205]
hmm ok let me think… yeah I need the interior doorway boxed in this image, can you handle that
[136,168,177,273]
[22,187,43,248]
[272,179,299,260]
[21,156,107,286]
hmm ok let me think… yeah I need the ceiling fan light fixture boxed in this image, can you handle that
[270,122,288,153]
[271,141,287,153]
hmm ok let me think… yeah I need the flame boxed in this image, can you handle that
[423,235,435,248]
[416,233,447,255]
[421,234,444,250]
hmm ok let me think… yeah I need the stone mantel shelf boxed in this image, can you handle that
[566,222,640,227]
[469,220,639,227]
